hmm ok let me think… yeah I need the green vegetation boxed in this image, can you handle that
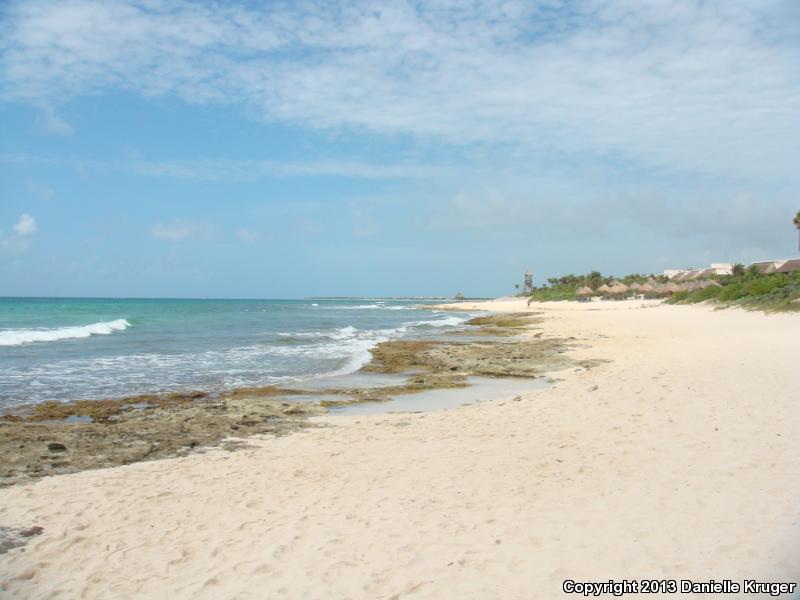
[527,271,662,302]
[528,266,800,311]
[526,272,600,301]
[667,270,800,311]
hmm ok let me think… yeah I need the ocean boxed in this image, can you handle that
[0,298,473,410]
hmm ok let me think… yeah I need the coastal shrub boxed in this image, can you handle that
[743,274,786,297]
[531,270,668,303]
[718,282,746,301]
[744,280,800,308]
[529,288,577,302]
[533,268,799,309]
[685,286,722,303]
[667,290,690,303]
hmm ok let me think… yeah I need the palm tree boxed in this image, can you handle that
[794,211,800,252]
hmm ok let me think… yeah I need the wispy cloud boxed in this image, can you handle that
[35,104,74,135]
[0,153,443,181]
[127,158,448,181]
[2,1,799,180]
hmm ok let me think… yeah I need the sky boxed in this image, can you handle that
[1,0,800,298]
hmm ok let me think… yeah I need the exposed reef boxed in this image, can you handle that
[0,308,589,487]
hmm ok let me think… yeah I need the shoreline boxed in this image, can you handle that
[2,299,799,597]
[0,310,571,487]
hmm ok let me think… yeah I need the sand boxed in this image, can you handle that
[1,299,799,598]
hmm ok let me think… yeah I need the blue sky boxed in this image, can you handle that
[2,0,799,298]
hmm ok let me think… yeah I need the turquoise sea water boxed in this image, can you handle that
[0,298,471,409]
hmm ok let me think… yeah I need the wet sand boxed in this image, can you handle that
[0,311,560,487]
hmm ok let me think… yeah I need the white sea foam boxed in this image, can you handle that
[329,325,358,339]
[320,303,416,310]
[0,319,132,347]
[278,325,359,340]
[339,304,382,309]
[1,302,469,406]
[404,315,467,328]
[279,315,464,345]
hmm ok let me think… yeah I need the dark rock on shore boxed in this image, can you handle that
[0,308,590,488]
[363,337,573,378]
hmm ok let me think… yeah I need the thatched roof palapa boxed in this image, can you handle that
[776,259,800,273]
[697,279,721,289]
[575,286,594,296]
[608,283,629,295]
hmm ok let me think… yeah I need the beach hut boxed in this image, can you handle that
[596,283,612,295]
[575,286,594,301]
[661,282,681,296]
[689,268,716,280]
[640,282,656,297]
[776,259,800,273]
[607,282,629,298]
[671,272,688,282]
[697,280,721,289]
[750,261,778,274]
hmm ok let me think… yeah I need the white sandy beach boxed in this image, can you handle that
[2,299,799,598]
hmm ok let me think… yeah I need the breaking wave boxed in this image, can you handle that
[0,319,132,347]
[404,315,467,328]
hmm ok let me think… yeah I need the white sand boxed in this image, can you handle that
[2,300,799,598]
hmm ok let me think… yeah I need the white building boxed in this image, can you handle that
[664,263,732,280]
[664,260,800,279]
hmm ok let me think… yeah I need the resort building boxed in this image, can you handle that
[750,259,800,274]
[664,260,800,280]
[664,263,732,281]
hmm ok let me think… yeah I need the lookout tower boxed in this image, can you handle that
[523,270,533,294]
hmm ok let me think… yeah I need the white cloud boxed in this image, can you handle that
[36,105,74,135]
[150,219,215,241]
[2,1,799,180]
[13,213,37,236]
[1,213,37,253]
